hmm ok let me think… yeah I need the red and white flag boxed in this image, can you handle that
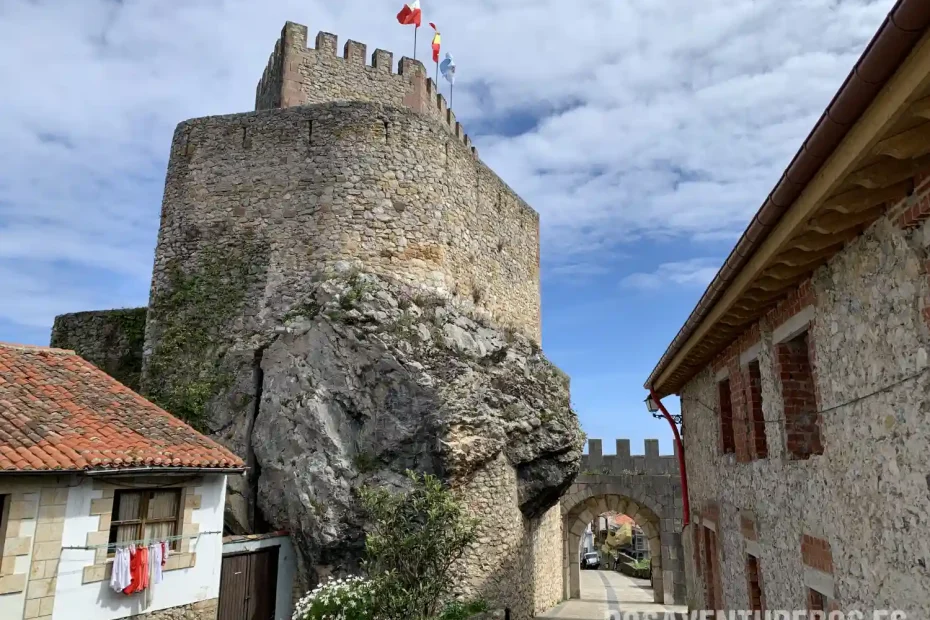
[396,1,422,27]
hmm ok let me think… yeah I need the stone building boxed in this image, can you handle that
[644,2,930,616]
[50,20,583,619]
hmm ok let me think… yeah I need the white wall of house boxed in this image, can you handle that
[54,474,227,620]
[222,534,297,620]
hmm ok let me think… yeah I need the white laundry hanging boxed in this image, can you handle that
[109,546,132,592]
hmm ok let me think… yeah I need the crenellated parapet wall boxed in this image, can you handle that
[256,22,477,155]
[581,438,679,476]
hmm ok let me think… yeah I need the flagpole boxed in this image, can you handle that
[450,82,453,109]
[414,27,417,60]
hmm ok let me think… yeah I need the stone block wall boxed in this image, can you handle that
[678,170,930,615]
[143,101,541,420]
[256,22,476,152]
[452,454,562,620]
[581,438,679,475]
[0,478,71,620]
[530,506,563,614]
[129,599,218,619]
[50,308,147,391]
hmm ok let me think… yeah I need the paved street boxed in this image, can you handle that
[537,570,687,619]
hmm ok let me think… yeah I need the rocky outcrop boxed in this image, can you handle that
[246,266,583,583]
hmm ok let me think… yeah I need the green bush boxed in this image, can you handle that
[361,471,483,619]
[294,471,488,620]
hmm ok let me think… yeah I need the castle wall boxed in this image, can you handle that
[147,101,540,370]
[49,308,147,391]
[255,22,475,151]
[679,183,930,616]
[582,438,680,476]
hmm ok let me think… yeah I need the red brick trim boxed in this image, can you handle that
[746,555,765,613]
[801,534,833,573]
[740,515,757,541]
[777,329,823,459]
[712,325,762,463]
[896,170,930,229]
[718,379,736,455]
[711,324,761,373]
[703,502,720,524]
[746,360,768,459]
[765,279,815,330]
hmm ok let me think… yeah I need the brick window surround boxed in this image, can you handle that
[746,360,768,459]
[746,555,765,613]
[700,521,723,612]
[802,534,839,615]
[801,534,833,574]
[718,378,736,455]
[775,325,823,460]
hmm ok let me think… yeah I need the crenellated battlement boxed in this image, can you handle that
[580,438,679,476]
[255,22,476,157]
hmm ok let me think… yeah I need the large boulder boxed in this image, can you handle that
[248,268,583,583]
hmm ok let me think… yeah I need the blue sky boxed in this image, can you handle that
[0,0,893,455]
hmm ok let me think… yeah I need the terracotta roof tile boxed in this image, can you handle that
[0,342,245,473]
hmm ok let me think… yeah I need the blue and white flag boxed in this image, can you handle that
[439,52,456,85]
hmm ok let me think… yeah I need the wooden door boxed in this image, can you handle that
[218,547,280,620]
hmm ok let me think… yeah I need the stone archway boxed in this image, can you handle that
[559,472,686,606]
[562,490,665,603]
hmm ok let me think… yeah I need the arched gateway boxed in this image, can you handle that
[560,439,686,605]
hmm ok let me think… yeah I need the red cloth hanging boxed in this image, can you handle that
[122,546,150,595]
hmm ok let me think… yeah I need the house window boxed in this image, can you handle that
[718,378,735,454]
[108,489,182,553]
[776,330,822,459]
[746,555,764,612]
[747,360,767,459]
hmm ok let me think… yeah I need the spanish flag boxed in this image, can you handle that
[396,1,422,27]
[429,22,441,63]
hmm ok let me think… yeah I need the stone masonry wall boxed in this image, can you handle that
[582,438,679,475]
[256,22,477,153]
[679,172,930,615]
[0,478,71,620]
[428,449,565,619]
[128,598,218,620]
[50,308,147,391]
[145,102,540,387]
[530,505,563,614]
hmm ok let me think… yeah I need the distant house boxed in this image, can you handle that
[0,342,246,620]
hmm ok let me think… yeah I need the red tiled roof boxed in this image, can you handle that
[0,342,245,473]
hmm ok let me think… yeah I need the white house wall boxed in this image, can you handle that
[54,474,227,620]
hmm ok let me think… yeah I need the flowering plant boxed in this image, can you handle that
[292,575,375,620]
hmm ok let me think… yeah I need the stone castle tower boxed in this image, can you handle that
[52,22,581,619]
[152,20,541,348]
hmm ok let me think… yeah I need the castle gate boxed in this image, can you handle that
[560,439,686,605]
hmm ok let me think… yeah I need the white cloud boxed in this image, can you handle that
[0,0,892,332]
[620,258,723,291]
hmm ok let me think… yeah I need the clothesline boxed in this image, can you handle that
[61,530,222,552]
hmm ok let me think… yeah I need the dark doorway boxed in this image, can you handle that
[218,546,279,620]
